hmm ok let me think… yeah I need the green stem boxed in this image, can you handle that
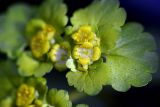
[69,90,86,102]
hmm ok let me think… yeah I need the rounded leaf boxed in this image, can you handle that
[105,23,159,91]
[17,52,53,77]
[47,89,72,107]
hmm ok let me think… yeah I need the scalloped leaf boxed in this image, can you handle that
[76,104,89,107]
[66,60,108,95]
[47,89,72,107]
[0,25,26,59]
[104,23,159,91]
[70,0,126,50]
[17,52,53,77]
[36,0,68,36]
[0,4,32,59]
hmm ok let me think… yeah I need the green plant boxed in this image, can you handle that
[0,0,158,107]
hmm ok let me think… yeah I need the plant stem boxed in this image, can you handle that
[69,90,86,102]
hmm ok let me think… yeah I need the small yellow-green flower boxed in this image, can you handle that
[30,22,56,59]
[70,25,101,70]
[48,44,60,62]
[49,43,70,63]
[16,84,35,107]
[48,42,70,71]
[72,43,101,70]
[30,32,50,59]
[26,19,56,40]
[43,25,56,40]
[12,0,69,76]
[21,100,43,107]
[72,25,94,44]
[34,99,43,107]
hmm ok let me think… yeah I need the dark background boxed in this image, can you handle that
[0,0,160,107]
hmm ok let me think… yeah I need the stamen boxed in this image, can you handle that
[71,25,101,71]
[72,25,94,44]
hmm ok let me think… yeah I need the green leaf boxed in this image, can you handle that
[36,0,68,36]
[0,25,26,59]
[17,52,53,77]
[66,60,108,95]
[0,97,13,107]
[0,61,15,100]
[76,104,89,107]
[0,4,32,59]
[47,89,72,107]
[71,0,126,50]
[6,4,33,24]
[0,60,23,103]
[104,23,159,91]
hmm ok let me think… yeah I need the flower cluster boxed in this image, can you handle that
[70,26,101,71]
[28,20,56,59]
[25,18,70,72]
[0,0,158,106]
[16,84,43,107]
[0,61,84,107]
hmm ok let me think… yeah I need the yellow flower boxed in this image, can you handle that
[42,24,56,40]
[30,32,50,59]
[48,44,60,62]
[72,43,101,70]
[25,19,46,38]
[27,19,56,59]
[20,99,43,107]
[48,42,70,71]
[71,25,101,70]
[48,42,70,63]
[34,99,43,107]
[16,84,35,107]
[92,46,101,61]
[26,19,56,41]
[72,25,94,44]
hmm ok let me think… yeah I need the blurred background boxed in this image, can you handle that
[0,0,160,107]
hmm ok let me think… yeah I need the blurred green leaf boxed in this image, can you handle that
[17,52,53,77]
[0,97,13,107]
[0,60,22,100]
[47,89,72,107]
[0,4,33,59]
[0,60,23,107]
[36,0,68,36]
